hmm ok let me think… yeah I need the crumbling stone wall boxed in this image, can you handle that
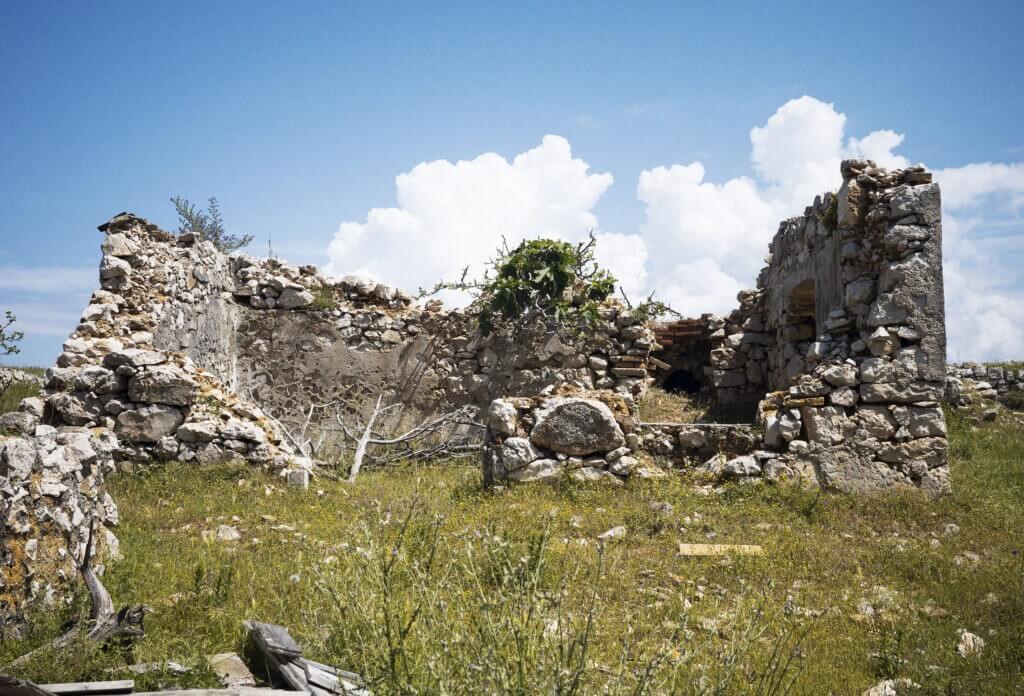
[681,161,949,492]
[946,363,1024,404]
[485,161,950,493]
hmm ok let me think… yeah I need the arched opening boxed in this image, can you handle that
[663,368,702,395]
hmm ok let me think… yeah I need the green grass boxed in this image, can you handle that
[2,403,1023,693]
[0,378,40,415]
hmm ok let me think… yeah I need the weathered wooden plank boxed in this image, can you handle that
[132,690,295,696]
[678,543,764,557]
[245,621,302,659]
[40,681,134,695]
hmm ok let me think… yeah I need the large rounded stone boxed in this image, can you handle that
[115,404,184,443]
[529,398,625,456]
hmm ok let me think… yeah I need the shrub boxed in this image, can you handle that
[311,287,339,311]
[1,310,23,355]
[170,196,253,253]
[1005,389,1024,411]
[422,234,672,335]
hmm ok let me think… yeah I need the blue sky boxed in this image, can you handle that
[2,1,1023,365]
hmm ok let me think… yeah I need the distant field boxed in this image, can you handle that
[2,400,1022,693]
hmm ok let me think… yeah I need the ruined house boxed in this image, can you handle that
[0,159,948,628]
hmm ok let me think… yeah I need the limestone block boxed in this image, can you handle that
[499,437,540,471]
[116,404,185,443]
[508,458,562,483]
[128,366,198,407]
[487,399,518,436]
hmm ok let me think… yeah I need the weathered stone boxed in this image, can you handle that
[508,458,562,483]
[529,398,625,456]
[277,287,315,309]
[487,399,518,437]
[499,437,540,471]
[175,420,219,443]
[221,419,267,444]
[859,381,943,403]
[128,366,197,407]
[116,404,185,443]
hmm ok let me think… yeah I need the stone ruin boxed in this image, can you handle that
[1,158,948,628]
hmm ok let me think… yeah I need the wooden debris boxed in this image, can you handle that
[4,523,148,671]
[39,682,134,695]
[132,690,296,696]
[244,621,370,696]
[0,676,57,696]
[678,543,764,557]
[208,653,256,688]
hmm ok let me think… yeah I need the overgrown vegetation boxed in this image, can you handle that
[170,196,253,253]
[0,379,39,417]
[1,310,23,355]
[816,195,838,233]
[422,234,674,335]
[311,286,339,311]
[636,385,709,423]
[2,402,1022,692]
[1006,389,1024,411]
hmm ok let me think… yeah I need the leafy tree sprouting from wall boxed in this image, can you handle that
[1,310,23,355]
[170,196,253,253]
[421,233,674,335]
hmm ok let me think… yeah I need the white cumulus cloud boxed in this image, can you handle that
[326,97,1023,361]
[326,135,617,300]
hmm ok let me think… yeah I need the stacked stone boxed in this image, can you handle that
[38,213,305,475]
[1,425,119,632]
[635,422,759,468]
[482,391,664,484]
[706,295,772,415]
[0,367,44,396]
[946,363,1024,403]
[750,161,949,493]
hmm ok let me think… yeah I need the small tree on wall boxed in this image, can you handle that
[421,232,674,335]
[170,196,253,253]
[1,310,23,355]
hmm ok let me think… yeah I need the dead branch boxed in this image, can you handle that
[4,522,148,670]
[335,393,481,483]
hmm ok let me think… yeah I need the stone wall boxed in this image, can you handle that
[946,363,1024,403]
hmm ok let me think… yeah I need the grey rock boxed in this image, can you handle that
[116,404,185,443]
[128,366,197,407]
[529,398,625,456]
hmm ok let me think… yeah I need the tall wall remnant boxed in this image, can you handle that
[1,159,949,628]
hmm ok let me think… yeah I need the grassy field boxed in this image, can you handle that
[1,402,1023,694]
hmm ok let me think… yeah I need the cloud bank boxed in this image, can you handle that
[327,97,1024,361]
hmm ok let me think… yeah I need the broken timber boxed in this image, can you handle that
[243,621,369,696]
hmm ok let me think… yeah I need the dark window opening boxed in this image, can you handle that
[663,368,702,395]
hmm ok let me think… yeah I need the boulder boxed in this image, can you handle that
[116,404,185,443]
[529,398,625,456]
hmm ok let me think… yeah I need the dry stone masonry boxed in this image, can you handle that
[1,159,953,630]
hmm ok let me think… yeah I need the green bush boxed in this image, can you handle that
[1005,389,1024,411]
